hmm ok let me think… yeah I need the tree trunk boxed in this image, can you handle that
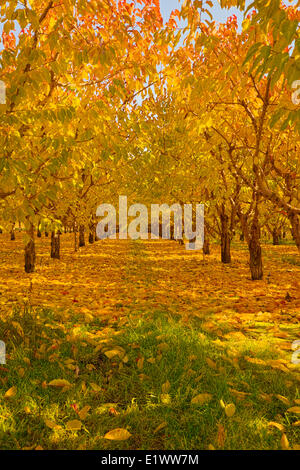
[203,237,210,255]
[272,228,280,245]
[248,210,263,280]
[240,233,244,241]
[220,210,231,263]
[45,231,49,237]
[89,231,94,244]
[74,229,78,252]
[37,221,42,238]
[79,225,85,247]
[51,231,60,259]
[10,229,15,241]
[94,225,98,241]
[24,224,35,273]
[288,212,300,253]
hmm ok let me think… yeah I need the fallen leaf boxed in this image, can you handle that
[191,393,212,405]
[48,379,72,388]
[104,428,132,441]
[4,386,17,398]
[66,419,82,431]
[154,421,167,434]
[225,403,236,417]
[286,406,300,414]
[78,405,91,420]
[281,433,289,450]
[44,419,61,430]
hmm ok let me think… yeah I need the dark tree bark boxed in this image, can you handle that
[51,231,60,259]
[24,224,35,273]
[45,231,49,237]
[10,229,15,241]
[220,209,231,263]
[79,225,85,247]
[248,208,263,280]
[203,237,210,255]
[37,221,42,238]
[94,225,98,241]
[272,228,280,245]
[89,231,94,244]
[288,212,300,253]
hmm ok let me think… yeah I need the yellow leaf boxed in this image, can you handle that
[137,357,144,370]
[206,358,217,369]
[90,382,102,392]
[4,386,17,398]
[78,405,91,420]
[268,422,285,432]
[154,421,167,434]
[160,393,171,404]
[48,379,72,388]
[104,349,121,359]
[66,419,82,431]
[286,406,300,414]
[191,393,212,405]
[225,403,236,417]
[276,395,290,405]
[162,380,170,393]
[281,433,289,450]
[147,357,156,364]
[104,428,132,441]
[244,356,266,366]
[44,419,61,430]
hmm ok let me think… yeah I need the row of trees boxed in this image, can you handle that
[0,0,299,279]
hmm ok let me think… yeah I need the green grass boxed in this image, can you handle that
[280,255,300,267]
[0,305,299,450]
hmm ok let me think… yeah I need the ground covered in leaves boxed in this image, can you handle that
[0,233,299,450]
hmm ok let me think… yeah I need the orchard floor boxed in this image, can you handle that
[0,233,299,450]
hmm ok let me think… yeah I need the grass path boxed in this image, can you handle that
[0,235,299,449]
